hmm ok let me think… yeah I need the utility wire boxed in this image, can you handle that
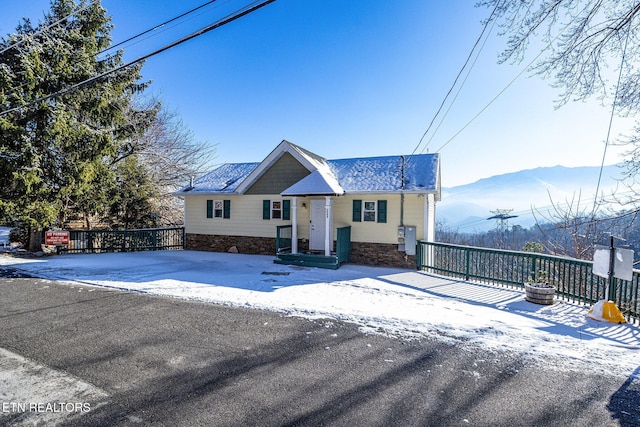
[1,0,226,102]
[592,25,632,216]
[419,11,498,155]
[450,186,636,232]
[0,0,276,117]
[96,0,219,58]
[432,3,584,154]
[0,0,95,55]
[407,0,502,162]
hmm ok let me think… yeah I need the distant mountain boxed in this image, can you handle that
[439,164,627,232]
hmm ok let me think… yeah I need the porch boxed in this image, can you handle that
[274,225,351,269]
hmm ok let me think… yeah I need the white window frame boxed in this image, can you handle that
[213,200,224,218]
[271,200,282,220]
[363,200,377,222]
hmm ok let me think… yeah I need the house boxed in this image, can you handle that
[178,140,440,268]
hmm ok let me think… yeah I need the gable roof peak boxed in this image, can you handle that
[234,140,329,194]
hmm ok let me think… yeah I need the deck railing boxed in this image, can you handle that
[336,226,351,264]
[276,225,292,254]
[66,227,185,253]
[417,241,639,324]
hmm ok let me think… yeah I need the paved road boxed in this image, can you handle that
[1,267,639,426]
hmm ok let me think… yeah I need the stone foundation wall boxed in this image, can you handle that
[185,233,416,269]
[186,233,276,254]
[349,241,416,269]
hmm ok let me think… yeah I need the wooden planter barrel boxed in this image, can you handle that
[525,283,555,305]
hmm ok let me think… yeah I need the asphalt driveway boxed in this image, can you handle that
[1,267,639,426]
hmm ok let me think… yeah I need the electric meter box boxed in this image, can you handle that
[404,226,416,255]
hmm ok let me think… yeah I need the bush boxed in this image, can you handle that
[8,225,27,244]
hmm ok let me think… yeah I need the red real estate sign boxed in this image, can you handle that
[45,230,69,246]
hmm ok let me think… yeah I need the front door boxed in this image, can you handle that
[310,199,327,252]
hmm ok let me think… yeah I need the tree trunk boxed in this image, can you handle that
[28,229,44,252]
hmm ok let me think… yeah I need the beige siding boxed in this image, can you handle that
[185,193,430,244]
[332,194,426,244]
[185,194,295,238]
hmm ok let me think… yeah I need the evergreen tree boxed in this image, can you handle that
[0,0,157,248]
[106,155,159,229]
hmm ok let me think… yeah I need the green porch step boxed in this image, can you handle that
[274,253,340,270]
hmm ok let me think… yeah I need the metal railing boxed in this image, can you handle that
[275,225,352,262]
[336,226,351,264]
[276,225,292,254]
[417,241,639,324]
[66,227,184,253]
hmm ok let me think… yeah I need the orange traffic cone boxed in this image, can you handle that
[587,300,626,324]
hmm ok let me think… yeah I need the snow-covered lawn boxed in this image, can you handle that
[1,250,638,380]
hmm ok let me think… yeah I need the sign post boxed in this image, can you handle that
[590,236,631,324]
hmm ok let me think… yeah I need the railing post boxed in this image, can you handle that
[529,255,537,282]
[465,248,471,281]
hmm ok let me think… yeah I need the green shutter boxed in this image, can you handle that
[352,200,362,222]
[283,199,291,220]
[377,200,387,223]
[263,200,270,220]
[223,200,231,219]
[206,200,213,218]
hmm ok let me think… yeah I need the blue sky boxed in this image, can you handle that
[1,0,634,187]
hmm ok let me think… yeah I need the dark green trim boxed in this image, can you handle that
[352,200,362,222]
[206,200,213,218]
[283,199,291,220]
[223,200,231,219]
[263,200,270,220]
[377,200,387,223]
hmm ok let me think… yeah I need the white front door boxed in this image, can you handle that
[310,199,327,252]
[310,198,334,254]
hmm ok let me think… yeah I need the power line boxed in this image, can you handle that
[407,0,503,162]
[593,25,632,216]
[1,0,226,103]
[449,187,637,232]
[419,12,498,155]
[96,0,220,58]
[433,2,590,154]
[0,0,276,117]
[0,0,95,55]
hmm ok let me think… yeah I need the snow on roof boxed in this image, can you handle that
[181,162,259,193]
[281,169,345,196]
[327,153,439,193]
[180,146,439,195]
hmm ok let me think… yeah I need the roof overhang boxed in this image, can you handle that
[281,169,345,196]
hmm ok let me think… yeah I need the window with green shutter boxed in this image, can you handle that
[207,200,231,219]
[263,199,290,220]
[353,199,387,223]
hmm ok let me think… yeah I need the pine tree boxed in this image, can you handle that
[0,0,158,249]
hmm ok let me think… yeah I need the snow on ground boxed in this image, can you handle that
[1,250,639,380]
[0,227,10,246]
